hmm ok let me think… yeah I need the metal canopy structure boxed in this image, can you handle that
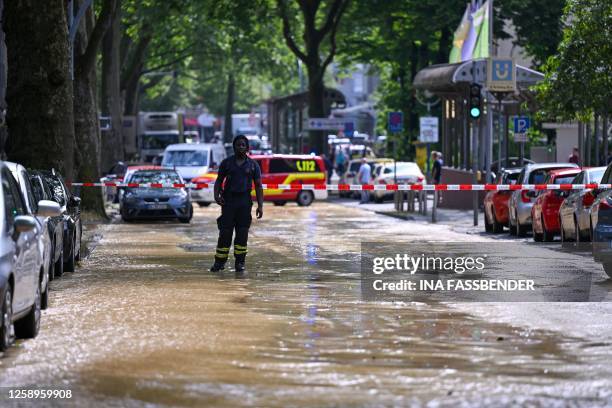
[413,59,544,94]
[412,59,544,174]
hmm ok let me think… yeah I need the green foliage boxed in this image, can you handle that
[499,0,566,67]
[536,0,612,120]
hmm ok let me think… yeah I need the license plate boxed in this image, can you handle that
[148,204,167,210]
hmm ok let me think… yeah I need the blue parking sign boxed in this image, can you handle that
[514,116,530,133]
[388,112,403,133]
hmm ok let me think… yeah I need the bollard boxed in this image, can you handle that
[432,190,438,223]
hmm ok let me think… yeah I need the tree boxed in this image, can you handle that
[72,0,118,217]
[277,0,350,154]
[3,0,75,177]
[537,0,612,120]
[499,0,566,68]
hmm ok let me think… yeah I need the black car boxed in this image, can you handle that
[39,170,82,273]
[29,170,66,278]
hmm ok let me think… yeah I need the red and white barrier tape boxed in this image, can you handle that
[69,182,611,191]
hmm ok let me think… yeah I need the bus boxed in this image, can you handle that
[138,112,184,162]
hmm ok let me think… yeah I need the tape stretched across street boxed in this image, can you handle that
[69,182,612,191]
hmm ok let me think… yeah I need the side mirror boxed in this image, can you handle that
[37,200,62,217]
[14,215,37,234]
[70,196,81,207]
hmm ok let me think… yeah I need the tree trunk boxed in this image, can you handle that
[72,2,106,218]
[3,0,75,178]
[101,0,123,171]
[223,72,235,144]
[306,66,326,155]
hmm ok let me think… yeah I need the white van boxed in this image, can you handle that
[161,143,227,183]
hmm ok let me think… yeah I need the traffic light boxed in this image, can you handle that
[469,83,482,120]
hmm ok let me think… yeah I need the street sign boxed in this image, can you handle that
[419,116,439,143]
[487,58,516,92]
[303,118,346,130]
[513,116,530,143]
[388,111,403,133]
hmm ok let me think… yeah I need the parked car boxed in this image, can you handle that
[490,158,534,175]
[29,170,66,279]
[0,162,54,351]
[372,162,425,203]
[531,168,582,242]
[192,154,328,207]
[483,168,521,233]
[558,166,606,243]
[591,164,612,277]
[508,163,579,236]
[342,158,394,198]
[120,169,193,222]
[40,170,82,272]
[6,162,61,309]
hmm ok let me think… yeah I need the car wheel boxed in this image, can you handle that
[14,282,40,339]
[179,204,193,223]
[603,263,612,279]
[0,286,14,351]
[516,220,527,237]
[197,202,211,207]
[590,220,594,242]
[374,195,384,204]
[508,210,517,235]
[54,249,64,278]
[48,248,55,282]
[533,218,543,241]
[41,275,49,310]
[560,222,573,247]
[273,201,287,206]
[64,234,76,272]
[491,210,503,233]
[484,210,493,233]
[574,217,581,243]
[296,190,314,207]
[542,216,554,242]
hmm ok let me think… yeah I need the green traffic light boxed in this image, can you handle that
[470,107,481,118]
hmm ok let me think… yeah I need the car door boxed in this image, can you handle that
[60,176,81,253]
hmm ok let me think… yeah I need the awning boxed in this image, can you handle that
[413,59,544,94]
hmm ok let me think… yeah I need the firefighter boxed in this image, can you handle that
[210,135,263,274]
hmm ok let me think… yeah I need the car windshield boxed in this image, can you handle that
[528,167,571,184]
[589,168,606,183]
[163,150,208,166]
[128,171,182,184]
[503,172,520,183]
[142,134,179,149]
[248,139,263,150]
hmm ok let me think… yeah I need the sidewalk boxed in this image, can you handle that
[327,194,485,235]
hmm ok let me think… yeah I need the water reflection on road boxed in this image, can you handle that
[1,202,612,406]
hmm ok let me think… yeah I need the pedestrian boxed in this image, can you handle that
[210,135,264,275]
[335,147,347,180]
[568,146,580,165]
[431,151,443,185]
[357,158,372,204]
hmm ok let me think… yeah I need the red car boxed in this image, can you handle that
[484,168,521,233]
[531,168,582,242]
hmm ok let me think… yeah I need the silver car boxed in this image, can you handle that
[0,162,60,351]
[6,162,61,309]
[508,163,579,236]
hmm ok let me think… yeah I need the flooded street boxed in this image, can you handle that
[2,202,612,406]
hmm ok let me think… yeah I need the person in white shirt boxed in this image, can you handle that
[356,158,372,204]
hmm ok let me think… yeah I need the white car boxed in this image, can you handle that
[372,162,425,203]
[6,162,61,310]
[161,143,227,183]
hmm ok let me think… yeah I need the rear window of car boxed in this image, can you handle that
[528,167,573,184]
[128,171,182,184]
[502,172,520,183]
[588,168,606,183]
[42,174,66,206]
[269,158,321,173]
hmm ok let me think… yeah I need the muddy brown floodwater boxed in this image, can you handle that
[1,202,612,407]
